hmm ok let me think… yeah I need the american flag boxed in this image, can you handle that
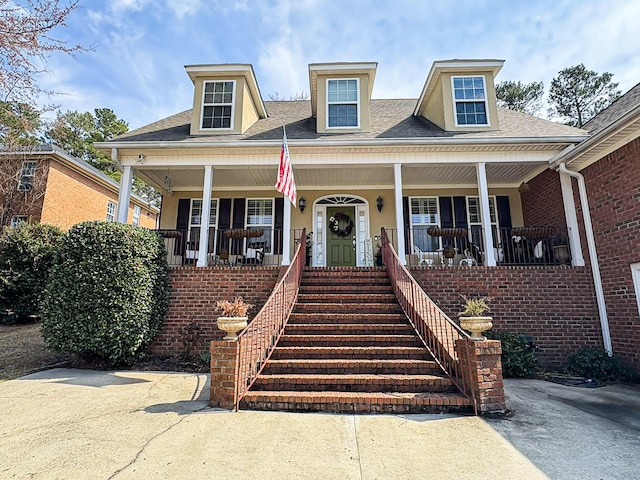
[275,126,297,206]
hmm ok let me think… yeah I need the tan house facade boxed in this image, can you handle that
[95,59,640,409]
[0,145,158,230]
[98,60,588,270]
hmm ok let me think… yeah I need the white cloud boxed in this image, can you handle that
[35,0,640,130]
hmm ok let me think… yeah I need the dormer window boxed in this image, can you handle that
[452,76,488,126]
[201,80,235,129]
[327,79,359,128]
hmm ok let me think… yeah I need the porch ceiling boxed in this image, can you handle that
[135,162,546,192]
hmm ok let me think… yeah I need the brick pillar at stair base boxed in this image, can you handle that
[210,340,240,409]
[455,339,506,414]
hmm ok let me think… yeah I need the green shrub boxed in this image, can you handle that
[0,223,64,324]
[566,347,637,382]
[485,330,538,378]
[41,221,170,366]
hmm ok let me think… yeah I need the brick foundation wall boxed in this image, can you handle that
[412,266,601,369]
[149,266,283,355]
[581,137,640,370]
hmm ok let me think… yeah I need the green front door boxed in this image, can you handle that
[326,206,356,266]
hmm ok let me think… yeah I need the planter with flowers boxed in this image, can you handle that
[458,295,493,340]
[216,297,254,340]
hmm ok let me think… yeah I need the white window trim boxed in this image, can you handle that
[245,198,274,254]
[106,201,117,222]
[132,205,141,226]
[326,78,360,129]
[187,198,219,257]
[631,263,640,317]
[10,215,28,228]
[17,160,37,191]
[409,196,441,253]
[200,80,235,131]
[451,75,490,127]
[466,195,499,250]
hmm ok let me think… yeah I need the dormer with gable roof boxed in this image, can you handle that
[186,64,267,135]
[308,62,377,134]
[413,59,504,131]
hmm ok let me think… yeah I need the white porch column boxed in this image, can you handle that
[559,172,585,266]
[197,166,213,267]
[476,162,496,266]
[281,199,292,266]
[393,164,406,264]
[117,165,133,223]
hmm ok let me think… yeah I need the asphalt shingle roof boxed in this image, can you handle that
[112,99,586,144]
[583,82,640,133]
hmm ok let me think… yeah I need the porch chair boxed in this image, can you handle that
[237,242,265,265]
[413,245,434,266]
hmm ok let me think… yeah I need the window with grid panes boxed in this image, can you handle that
[201,81,234,129]
[410,197,440,252]
[106,201,116,222]
[18,161,37,191]
[246,199,273,252]
[467,196,498,248]
[132,205,141,226]
[189,199,218,252]
[327,79,359,127]
[452,76,488,126]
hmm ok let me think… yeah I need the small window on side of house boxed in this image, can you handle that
[18,161,38,191]
[106,201,117,222]
[133,205,141,226]
[10,215,28,228]
[201,81,235,130]
[631,263,640,317]
[452,76,489,126]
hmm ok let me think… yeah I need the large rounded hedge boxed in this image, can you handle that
[0,223,64,324]
[42,221,170,366]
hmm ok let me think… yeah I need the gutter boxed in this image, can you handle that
[94,135,588,151]
[557,163,613,355]
[550,102,640,169]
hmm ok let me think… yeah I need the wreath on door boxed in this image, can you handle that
[328,212,354,237]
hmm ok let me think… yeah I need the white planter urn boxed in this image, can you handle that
[459,316,493,340]
[216,316,248,340]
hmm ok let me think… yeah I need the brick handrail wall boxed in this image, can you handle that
[381,228,506,414]
[210,229,307,409]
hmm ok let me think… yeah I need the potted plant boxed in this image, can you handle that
[215,297,254,340]
[458,294,493,340]
[551,233,570,265]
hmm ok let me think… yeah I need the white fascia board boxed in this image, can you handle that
[50,145,158,211]
[95,135,587,151]
[309,62,378,71]
[550,105,640,170]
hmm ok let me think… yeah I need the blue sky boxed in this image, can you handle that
[39,0,640,130]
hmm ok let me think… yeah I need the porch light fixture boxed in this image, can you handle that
[376,196,384,212]
[163,172,173,196]
[136,154,146,164]
[298,197,306,213]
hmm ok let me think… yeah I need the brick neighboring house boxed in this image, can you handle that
[0,144,158,229]
[96,59,640,376]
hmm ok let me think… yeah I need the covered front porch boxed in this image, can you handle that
[112,146,586,270]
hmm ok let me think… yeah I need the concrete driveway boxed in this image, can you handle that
[0,369,638,479]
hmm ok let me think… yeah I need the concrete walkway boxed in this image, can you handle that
[0,369,638,479]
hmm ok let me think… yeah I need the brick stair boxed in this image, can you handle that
[239,267,473,414]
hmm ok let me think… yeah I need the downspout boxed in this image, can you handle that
[557,163,613,355]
